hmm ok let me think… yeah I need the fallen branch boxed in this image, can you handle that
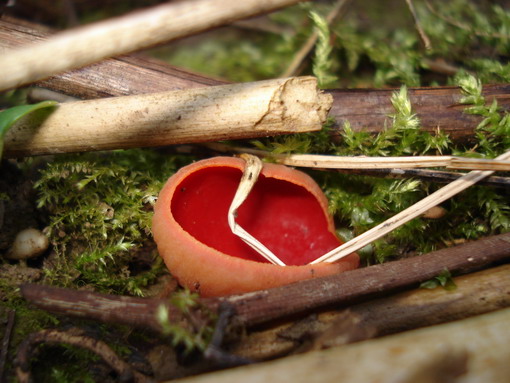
[20,232,510,329]
[229,264,510,359]
[3,77,331,157]
[2,18,509,143]
[0,0,304,92]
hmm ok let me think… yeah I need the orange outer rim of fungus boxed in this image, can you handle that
[152,156,360,297]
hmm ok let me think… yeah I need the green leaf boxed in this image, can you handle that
[420,269,457,291]
[0,100,58,159]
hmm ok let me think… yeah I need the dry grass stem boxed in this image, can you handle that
[207,144,510,172]
[311,149,510,264]
[0,0,303,91]
[229,154,286,266]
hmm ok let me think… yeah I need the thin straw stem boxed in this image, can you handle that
[311,149,510,264]
[206,144,510,172]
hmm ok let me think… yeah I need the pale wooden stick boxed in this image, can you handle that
[3,77,331,158]
[228,154,286,266]
[311,149,510,264]
[206,143,510,172]
[0,0,303,92]
[275,153,510,171]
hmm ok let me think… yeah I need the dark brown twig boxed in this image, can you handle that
[203,303,253,368]
[20,232,510,330]
[335,167,510,188]
[14,328,152,383]
[0,310,15,383]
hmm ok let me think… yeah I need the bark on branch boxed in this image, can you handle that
[20,232,510,330]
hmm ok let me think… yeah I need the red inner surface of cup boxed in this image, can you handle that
[171,166,341,266]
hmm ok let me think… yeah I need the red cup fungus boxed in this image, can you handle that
[152,156,359,297]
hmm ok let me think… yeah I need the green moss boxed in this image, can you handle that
[33,149,193,296]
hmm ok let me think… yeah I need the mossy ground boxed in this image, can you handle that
[1,0,509,381]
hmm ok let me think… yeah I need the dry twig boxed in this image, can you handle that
[0,310,15,383]
[14,328,152,383]
[20,232,510,329]
[335,168,510,188]
[405,0,431,50]
[312,149,510,264]
[425,0,510,39]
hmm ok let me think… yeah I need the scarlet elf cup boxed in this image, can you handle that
[152,156,359,297]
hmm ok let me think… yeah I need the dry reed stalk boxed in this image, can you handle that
[312,149,510,263]
[207,144,510,171]
[0,0,303,92]
[3,77,331,157]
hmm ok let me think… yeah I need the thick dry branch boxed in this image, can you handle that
[2,18,509,143]
[20,233,510,330]
[229,264,510,359]
[3,77,330,157]
[226,232,510,325]
[0,0,304,92]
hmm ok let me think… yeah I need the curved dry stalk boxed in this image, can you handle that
[15,328,151,383]
[228,154,286,266]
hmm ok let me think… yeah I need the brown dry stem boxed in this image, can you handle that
[14,328,152,383]
[20,232,510,330]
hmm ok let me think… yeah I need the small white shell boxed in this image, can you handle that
[6,228,49,260]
